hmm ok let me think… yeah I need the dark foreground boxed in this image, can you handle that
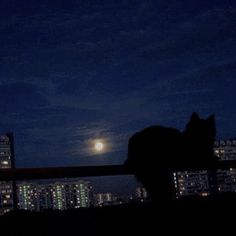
[1,194,235,235]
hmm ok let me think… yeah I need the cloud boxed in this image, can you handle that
[1,1,236,167]
[0,82,48,113]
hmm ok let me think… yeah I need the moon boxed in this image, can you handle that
[94,142,104,152]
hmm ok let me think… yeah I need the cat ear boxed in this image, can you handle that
[207,114,215,124]
[190,112,200,122]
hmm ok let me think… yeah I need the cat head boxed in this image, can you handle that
[184,112,216,149]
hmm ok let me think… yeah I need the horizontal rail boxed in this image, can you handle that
[0,165,132,181]
[0,161,236,181]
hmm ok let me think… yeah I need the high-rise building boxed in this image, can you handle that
[37,185,53,211]
[213,139,236,193]
[51,180,92,210]
[0,133,16,215]
[51,183,67,210]
[73,181,92,208]
[217,168,236,193]
[174,139,236,198]
[17,183,39,211]
[173,171,210,198]
[17,180,93,211]
[214,139,236,161]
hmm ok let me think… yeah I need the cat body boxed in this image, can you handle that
[125,113,216,202]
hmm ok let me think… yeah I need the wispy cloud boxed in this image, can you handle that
[0,1,236,167]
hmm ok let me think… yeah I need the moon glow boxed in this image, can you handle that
[94,142,104,152]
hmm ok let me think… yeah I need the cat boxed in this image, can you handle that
[125,112,216,203]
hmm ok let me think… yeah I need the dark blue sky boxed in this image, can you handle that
[0,0,236,169]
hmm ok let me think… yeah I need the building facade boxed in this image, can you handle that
[0,133,16,215]
[17,183,38,211]
[17,180,93,211]
[94,193,114,207]
[135,187,149,202]
[174,139,236,197]
[213,139,236,193]
[214,139,236,161]
[173,171,210,198]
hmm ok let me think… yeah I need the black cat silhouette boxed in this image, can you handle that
[125,113,216,203]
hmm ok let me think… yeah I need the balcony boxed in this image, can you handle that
[0,163,236,235]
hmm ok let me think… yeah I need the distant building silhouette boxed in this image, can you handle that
[94,193,114,207]
[135,187,149,202]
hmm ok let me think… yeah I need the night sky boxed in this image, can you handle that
[0,0,236,181]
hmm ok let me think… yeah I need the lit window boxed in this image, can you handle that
[1,161,9,165]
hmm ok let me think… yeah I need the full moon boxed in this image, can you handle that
[94,142,104,152]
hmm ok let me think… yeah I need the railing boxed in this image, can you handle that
[0,165,132,181]
[0,160,236,181]
[0,160,236,212]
